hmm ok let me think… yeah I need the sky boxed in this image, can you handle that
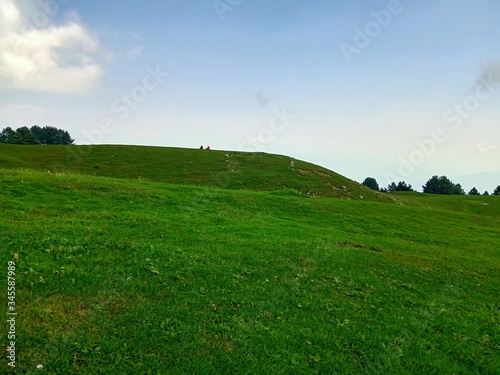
[1,0,500,192]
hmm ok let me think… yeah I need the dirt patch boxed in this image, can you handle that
[298,169,313,174]
[333,242,383,252]
[315,171,331,177]
[298,169,331,178]
[327,183,340,191]
[327,183,347,192]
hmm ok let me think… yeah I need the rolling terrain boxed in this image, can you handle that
[0,144,392,202]
[0,145,499,374]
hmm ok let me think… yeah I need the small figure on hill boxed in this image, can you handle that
[199,145,203,149]
[206,146,211,150]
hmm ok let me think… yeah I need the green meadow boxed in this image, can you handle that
[1,144,499,374]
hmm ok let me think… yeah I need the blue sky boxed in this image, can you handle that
[1,0,500,192]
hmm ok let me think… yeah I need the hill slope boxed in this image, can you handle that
[1,168,499,374]
[0,144,392,202]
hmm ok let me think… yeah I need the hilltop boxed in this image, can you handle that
[0,144,393,202]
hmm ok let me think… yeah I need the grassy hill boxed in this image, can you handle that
[0,145,499,374]
[0,144,392,202]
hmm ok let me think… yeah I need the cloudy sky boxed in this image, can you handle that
[1,0,500,192]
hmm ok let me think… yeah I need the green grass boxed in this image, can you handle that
[0,144,393,202]
[1,165,499,374]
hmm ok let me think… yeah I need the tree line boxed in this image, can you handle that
[362,176,500,196]
[0,126,74,145]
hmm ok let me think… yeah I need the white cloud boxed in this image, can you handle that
[0,0,105,93]
[3,104,45,113]
[476,142,498,153]
[0,104,46,125]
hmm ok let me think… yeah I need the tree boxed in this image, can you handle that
[12,126,40,145]
[0,127,16,143]
[55,129,74,145]
[422,175,465,195]
[0,126,74,145]
[385,182,396,192]
[483,191,489,196]
[494,186,500,196]
[30,125,44,142]
[362,177,379,191]
[386,181,414,192]
[30,125,74,145]
[468,187,480,196]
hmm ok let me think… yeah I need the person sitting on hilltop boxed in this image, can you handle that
[206,146,211,150]
[199,145,203,149]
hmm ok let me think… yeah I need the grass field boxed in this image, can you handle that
[0,145,499,374]
[0,144,392,202]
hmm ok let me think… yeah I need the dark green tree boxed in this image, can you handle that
[0,127,16,143]
[0,126,74,145]
[362,177,379,191]
[468,187,480,196]
[12,126,40,145]
[386,181,414,192]
[494,186,500,196]
[30,125,74,145]
[30,125,44,141]
[385,182,396,193]
[422,175,465,195]
[55,129,74,145]
[483,191,489,196]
